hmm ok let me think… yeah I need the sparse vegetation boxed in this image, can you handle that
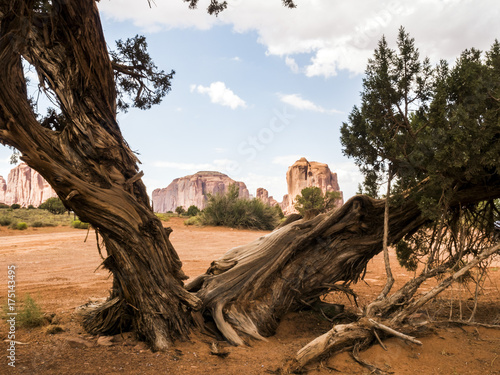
[39,197,67,215]
[154,213,171,222]
[199,184,279,230]
[10,203,21,209]
[0,207,72,228]
[184,215,202,226]
[71,220,90,229]
[17,294,45,328]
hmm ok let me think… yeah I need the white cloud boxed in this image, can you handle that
[272,155,303,166]
[278,94,341,114]
[285,56,299,73]
[231,56,242,62]
[99,0,500,78]
[191,81,247,109]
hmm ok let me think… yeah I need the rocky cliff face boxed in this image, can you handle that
[0,176,6,204]
[280,157,343,215]
[256,187,278,207]
[152,171,250,213]
[0,163,57,207]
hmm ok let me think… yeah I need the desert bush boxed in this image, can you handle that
[0,216,12,226]
[184,216,202,226]
[8,221,18,230]
[71,220,89,229]
[200,184,279,230]
[187,205,200,217]
[175,206,186,216]
[10,203,21,209]
[16,222,28,230]
[155,213,171,222]
[17,294,44,328]
[0,203,9,209]
[27,205,35,210]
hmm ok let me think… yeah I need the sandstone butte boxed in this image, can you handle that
[152,171,250,213]
[279,157,344,215]
[0,163,57,207]
[1,158,343,213]
[152,157,343,215]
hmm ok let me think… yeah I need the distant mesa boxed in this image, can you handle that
[152,171,249,213]
[0,163,57,207]
[153,157,343,216]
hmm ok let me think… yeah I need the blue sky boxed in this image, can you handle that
[1,0,499,202]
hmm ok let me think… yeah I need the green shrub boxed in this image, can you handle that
[187,205,200,217]
[0,216,12,226]
[0,203,9,209]
[16,222,28,230]
[10,204,21,210]
[31,221,45,228]
[155,213,171,222]
[200,184,279,230]
[71,220,89,229]
[175,206,186,216]
[27,205,36,210]
[184,216,202,226]
[39,197,66,215]
[8,221,18,230]
[17,294,44,328]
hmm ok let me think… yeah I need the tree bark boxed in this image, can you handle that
[0,0,198,350]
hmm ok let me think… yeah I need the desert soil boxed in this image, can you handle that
[0,217,499,374]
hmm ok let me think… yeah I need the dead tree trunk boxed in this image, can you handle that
[0,0,198,350]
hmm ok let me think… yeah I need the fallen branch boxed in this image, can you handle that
[368,319,422,345]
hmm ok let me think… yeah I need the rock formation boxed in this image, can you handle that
[0,163,58,207]
[256,188,278,207]
[280,157,343,215]
[152,171,250,213]
[0,176,6,204]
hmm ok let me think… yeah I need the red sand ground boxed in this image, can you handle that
[1,217,499,374]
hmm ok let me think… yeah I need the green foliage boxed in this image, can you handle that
[17,294,44,328]
[16,222,28,230]
[395,240,419,271]
[110,35,175,111]
[294,187,341,218]
[155,213,171,222]
[186,205,200,217]
[273,204,285,219]
[10,204,21,209]
[200,184,279,230]
[175,206,186,216]
[341,30,500,268]
[184,215,202,226]
[71,220,89,229]
[39,197,67,215]
[27,205,35,210]
[341,29,500,208]
[0,216,12,226]
[0,203,9,209]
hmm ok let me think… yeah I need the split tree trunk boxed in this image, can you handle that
[0,0,197,350]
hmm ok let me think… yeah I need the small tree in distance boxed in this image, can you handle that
[186,205,200,217]
[39,197,67,215]
[294,187,341,219]
[175,206,186,216]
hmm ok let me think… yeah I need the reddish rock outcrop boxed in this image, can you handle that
[256,188,278,207]
[152,171,250,213]
[0,163,58,207]
[0,176,6,204]
[280,157,343,215]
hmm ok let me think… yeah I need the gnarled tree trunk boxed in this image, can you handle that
[0,0,197,350]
